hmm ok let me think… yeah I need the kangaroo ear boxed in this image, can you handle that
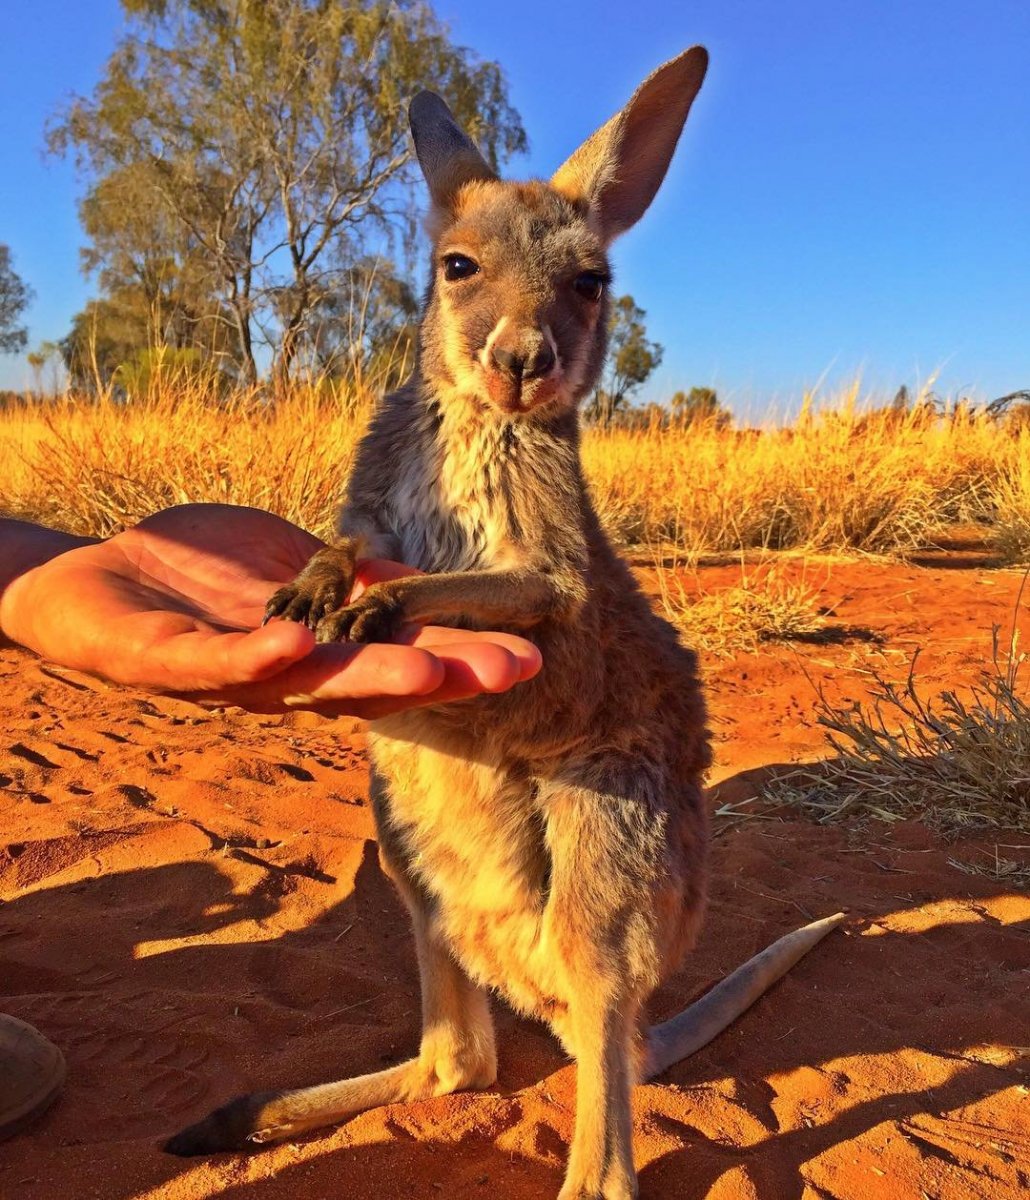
[409,90,498,211]
[551,47,708,244]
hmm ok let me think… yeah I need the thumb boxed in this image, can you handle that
[217,620,318,685]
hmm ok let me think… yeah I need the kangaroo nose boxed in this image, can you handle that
[491,342,555,381]
[491,345,525,379]
[524,343,555,379]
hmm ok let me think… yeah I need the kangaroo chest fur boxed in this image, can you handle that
[370,733,566,1020]
[344,400,597,1019]
[381,402,525,575]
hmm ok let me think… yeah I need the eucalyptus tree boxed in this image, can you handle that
[51,0,526,387]
[0,245,33,355]
[588,294,664,425]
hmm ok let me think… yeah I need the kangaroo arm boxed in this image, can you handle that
[372,565,581,629]
[264,535,372,629]
[317,558,586,644]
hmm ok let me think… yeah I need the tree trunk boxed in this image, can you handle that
[237,315,258,387]
[273,301,308,394]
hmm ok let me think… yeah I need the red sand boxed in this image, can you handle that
[2,558,1028,1199]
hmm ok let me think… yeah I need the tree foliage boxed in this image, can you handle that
[588,294,663,425]
[50,0,526,387]
[307,258,420,392]
[670,386,731,428]
[0,245,33,355]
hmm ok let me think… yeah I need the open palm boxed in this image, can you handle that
[1,504,539,717]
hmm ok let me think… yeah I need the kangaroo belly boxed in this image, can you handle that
[369,726,568,1020]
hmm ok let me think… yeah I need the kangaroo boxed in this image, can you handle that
[166,47,843,1198]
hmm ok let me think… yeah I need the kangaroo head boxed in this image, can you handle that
[409,47,707,419]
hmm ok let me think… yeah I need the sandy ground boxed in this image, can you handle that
[2,557,1028,1199]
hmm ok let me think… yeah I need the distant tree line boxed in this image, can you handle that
[586,295,731,428]
[7,0,737,426]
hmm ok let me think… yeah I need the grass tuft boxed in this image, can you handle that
[766,577,1030,835]
[989,451,1030,565]
[947,847,1030,887]
[654,562,831,654]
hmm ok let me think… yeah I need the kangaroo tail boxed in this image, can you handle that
[646,911,846,1079]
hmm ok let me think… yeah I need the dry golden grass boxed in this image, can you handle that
[991,450,1030,565]
[765,579,1030,836]
[1,376,1028,566]
[586,390,1022,558]
[0,382,371,538]
[654,561,830,654]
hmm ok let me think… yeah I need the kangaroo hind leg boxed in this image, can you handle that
[542,770,667,1200]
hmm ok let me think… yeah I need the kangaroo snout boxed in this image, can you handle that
[483,324,559,412]
[490,340,556,382]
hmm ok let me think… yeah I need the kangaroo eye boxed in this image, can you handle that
[573,271,606,302]
[442,253,480,281]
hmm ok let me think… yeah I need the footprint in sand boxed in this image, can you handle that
[16,993,214,1128]
[8,742,60,770]
[53,741,100,763]
[237,758,316,786]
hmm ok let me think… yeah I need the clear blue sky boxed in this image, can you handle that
[1,0,1028,416]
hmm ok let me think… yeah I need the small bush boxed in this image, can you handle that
[766,592,1030,834]
[654,562,829,654]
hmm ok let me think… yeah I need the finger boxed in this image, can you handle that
[408,627,543,682]
[429,642,522,695]
[181,640,446,712]
[345,641,526,720]
[198,639,531,717]
[349,559,423,600]
[98,619,314,694]
[216,620,319,683]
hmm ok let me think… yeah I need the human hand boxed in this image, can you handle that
[0,504,540,718]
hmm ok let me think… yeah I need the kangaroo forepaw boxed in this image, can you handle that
[314,590,406,644]
[163,1090,286,1156]
[264,544,357,631]
[264,575,351,631]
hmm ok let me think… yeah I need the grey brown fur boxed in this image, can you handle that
[167,47,844,1198]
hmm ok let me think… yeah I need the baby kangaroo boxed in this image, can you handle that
[167,47,843,1198]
